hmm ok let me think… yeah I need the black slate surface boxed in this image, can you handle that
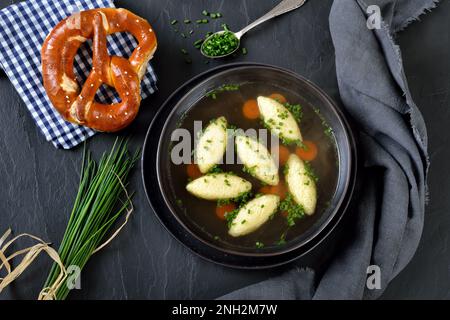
[0,0,448,300]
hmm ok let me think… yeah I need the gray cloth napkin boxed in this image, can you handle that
[221,0,433,300]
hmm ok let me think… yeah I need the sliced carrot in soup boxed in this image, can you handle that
[273,145,290,166]
[270,182,288,199]
[216,203,236,220]
[268,93,287,104]
[242,99,260,119]
[187,163,202,179]
[295,140,318,161]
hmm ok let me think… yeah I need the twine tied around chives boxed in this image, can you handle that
[0,189,133,300]
[0,185,133,300]
[0,139,137,300]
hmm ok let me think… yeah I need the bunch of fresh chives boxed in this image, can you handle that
[42,139,139,300]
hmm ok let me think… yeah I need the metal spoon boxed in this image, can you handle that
[201,0,307,59]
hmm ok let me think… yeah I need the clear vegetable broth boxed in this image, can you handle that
[168,82,338,251]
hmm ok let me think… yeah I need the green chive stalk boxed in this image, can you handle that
[42,139,139,300]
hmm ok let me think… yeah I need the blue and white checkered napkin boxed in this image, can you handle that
[0,0,157,149]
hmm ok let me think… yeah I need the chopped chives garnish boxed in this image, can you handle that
[181,32,186,38]
[196,19,203,24]
[194,39,204,46]
[201,19,208,23]
[210,13,217,19]
[216,13,222,18]
[221,23,229,31]
[184,19,191,24]
[189,30,194,35]
[242,47,247,55]
[171,19,178,25]
[202,10,209,16]
[181,48,188,55]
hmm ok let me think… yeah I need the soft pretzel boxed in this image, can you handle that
[41,8,157,132]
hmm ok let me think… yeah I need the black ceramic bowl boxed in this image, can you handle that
[142,63,357,268]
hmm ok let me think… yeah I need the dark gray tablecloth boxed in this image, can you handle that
[221,0,433,300]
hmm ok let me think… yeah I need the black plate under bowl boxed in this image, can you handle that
[142,63,357,268]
